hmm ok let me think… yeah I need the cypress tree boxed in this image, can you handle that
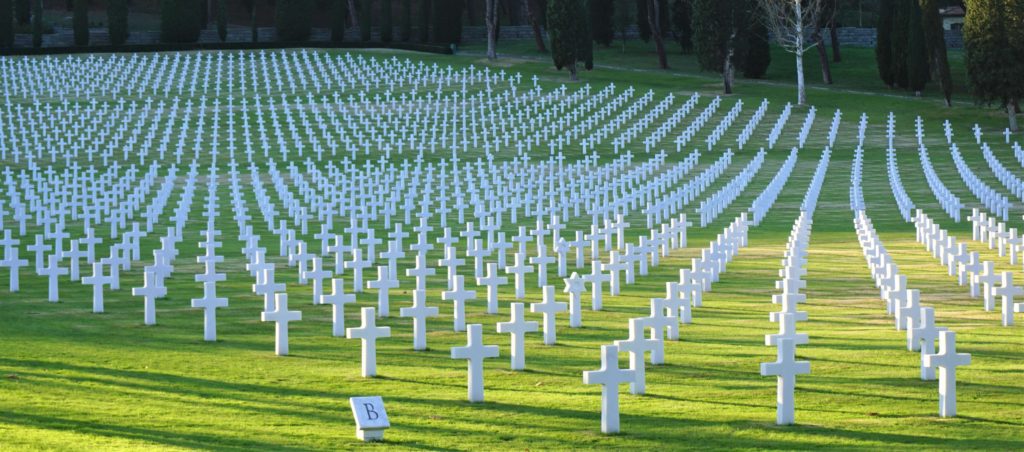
[744,14,770,79]
[964,0,1024,131]
[920,0,952,106]
[670,0,691,54]
[161,0,202,42]
[906,0,929,94]
[418,0,430,42]
[216,0,227,41]
[890,0,909,88]
[636,0,649,42]
[276,0,313,41]
[612,0,632,50]
[381,0,392,42]
[73,0,88,46]
[548,0,592,81]
[31,0,40,47]
[399,0,411,41]
[432,0,463,46]
[15,0,28,25]
[1,0,13,48]
[591,0,614,46]
[331,0,347,42]
[108,0,128,46]
[875,0,895,87]
[359,0,371,41]
[691,0,748,94]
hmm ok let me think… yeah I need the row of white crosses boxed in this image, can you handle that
[760,211,812,425]
[917,144,963,222]
[919,210,1023,326]
[855,210,972,417]
[968,208,1024,269]
[886,147,916,222]
[757,147,829,425]
[981,142,1024,203]
[583,213,751,434]
[947,143,1010,221]
[750,148,799,225]
[697,150,766,227]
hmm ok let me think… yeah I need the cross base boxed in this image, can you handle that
[356,428,386,442]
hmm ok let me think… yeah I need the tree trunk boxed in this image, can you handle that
[723,30,735,94]
[348,0,359,27]
[486,0,498,59]
[648,0,668,69]
[829,18,841,62]
[795,0,806,105]
[251,6,258,42]
[524,0,547,52]
[1010,101,1020,133]
[569,62,578,81]
[814,28,832,84]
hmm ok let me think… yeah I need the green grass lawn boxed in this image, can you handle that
[0,43,1022,450]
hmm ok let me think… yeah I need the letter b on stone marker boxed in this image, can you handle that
[364,403,379,420]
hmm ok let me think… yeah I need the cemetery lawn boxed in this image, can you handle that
[1,44,1023,450]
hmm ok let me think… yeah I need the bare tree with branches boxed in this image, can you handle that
[757,0,825,105]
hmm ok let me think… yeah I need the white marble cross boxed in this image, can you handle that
[261,293,302,356]
[476,262,508,314]
[40,254,68,303]
[347,307,391,377]
[81,262,113,312]
[366,265,399,317]
[613,317,660,395]
[993,271,1023,326]
[132,270,166,325]
[322,278,356,337]
[923,331,971,417]
[582,344,636,434]
[450,323,499,402]
[760,338,810,425]
[530,285,567,345]
[400,289,439,351]
[496,302,538,370]
[908,306,947,380]
[442,275,477,332]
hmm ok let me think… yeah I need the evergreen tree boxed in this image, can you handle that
[744,14,770,78]
[15,0,28,25]
[890,0,909,88]
[331,0,347,42]
[432,0,463,46]
[548,0,593,80]
[636,0,649,41]
[381,0,392,42]
[30,0,39,47]
[525,0,548,52]
[73,0,88,46]
[276,0,313,41]
[418,0,430,42]
[161,0,202,42]
[400,0,411,41]
[359,0,372,41]
[920,0,952,106]
[906,0,928,94]
[612,0,633,50]
[591,0,614,46]
[691,0,748,93]
[1,0,14,48]
[875,0,895,87]
[216,0,227,41]
[108,0,128,46]
[670,0,691,53]
[964,0,1024,131]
